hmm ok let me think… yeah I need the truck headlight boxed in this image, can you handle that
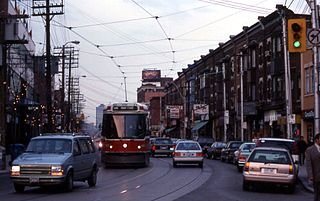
[11,165,20,176]
[51,165,63,176]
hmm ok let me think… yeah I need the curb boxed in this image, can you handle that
[298,177,314,193]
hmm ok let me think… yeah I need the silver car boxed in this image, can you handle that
[242,147,297,193]
[10,134,100,193]
[172,140,204,168]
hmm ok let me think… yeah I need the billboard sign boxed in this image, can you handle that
[142,70,161,81]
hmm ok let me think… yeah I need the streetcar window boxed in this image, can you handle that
[101,114,147,139]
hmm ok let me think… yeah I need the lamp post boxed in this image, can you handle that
[61,41,79,132]
[170,81,187,139]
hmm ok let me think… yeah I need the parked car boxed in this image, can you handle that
[233,142,256,172]
[196,137,214,155]
[173,140,204,168]
[206,141,226,159]
[221,141,243,163]
[151,138,175,157]
[10,133,100,193]
[242,147,297,193]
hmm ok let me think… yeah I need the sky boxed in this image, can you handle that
[17,0,310,124]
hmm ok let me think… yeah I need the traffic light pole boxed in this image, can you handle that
[309,0,320,137]
[279,8,293,139]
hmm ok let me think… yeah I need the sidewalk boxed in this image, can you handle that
[297,164,314,193]
[0,155,10,175]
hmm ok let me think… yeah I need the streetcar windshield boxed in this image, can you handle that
[101,114,147,139]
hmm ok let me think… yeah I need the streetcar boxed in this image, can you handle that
[99,102,150,167]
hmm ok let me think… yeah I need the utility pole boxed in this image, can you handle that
[32,0,63,132]
[67,50,72,132]
[222,63,227,142]
[278,6,293,139]
[240,52,244,141]
[308,0,320,137]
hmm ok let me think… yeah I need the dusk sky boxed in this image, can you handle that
[19,0,310,124]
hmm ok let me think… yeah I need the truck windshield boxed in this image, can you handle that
[26,139,72,154]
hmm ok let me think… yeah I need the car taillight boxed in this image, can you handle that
[174,152,181,157]
[196,152,204,157]
[244,162,250,172]
[239,154,247,162]
[289,164,294,174]
[152,145,156,151]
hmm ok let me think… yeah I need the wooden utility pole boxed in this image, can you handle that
[32,0,63,132]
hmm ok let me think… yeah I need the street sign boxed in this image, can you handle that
[308,29,320,44]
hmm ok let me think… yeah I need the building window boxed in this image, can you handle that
[251,49,256,68]
[200,74,205,89]
[277,37,282,52]
[305,66,315,95]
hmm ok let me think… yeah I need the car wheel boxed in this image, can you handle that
[173,162,177,168]
[242,180,250,191]
[88,167,97,187]
[237,166,243,173]
[13,183,25,193]
[287,184,295,194]
[64,171,74,192]
[199,162,203,168]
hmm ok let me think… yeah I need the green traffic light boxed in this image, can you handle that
[293,40,301,48]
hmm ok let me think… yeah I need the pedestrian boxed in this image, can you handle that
[297,136,308,165]
[305,133,320,201]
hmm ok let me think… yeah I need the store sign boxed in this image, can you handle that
[166,105,182,119]
[193,104,209,115]
[302,110,314,119]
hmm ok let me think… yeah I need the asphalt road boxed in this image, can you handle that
[0,157,313,201]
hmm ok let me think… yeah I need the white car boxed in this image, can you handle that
[172,140,204,168]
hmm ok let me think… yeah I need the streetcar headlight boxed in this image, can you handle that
[137,145,141,149]
[123,143,128,148]
[109,145,113,149]
[98,142,103,148]
[51,165,63,176]
[11,165,20,176]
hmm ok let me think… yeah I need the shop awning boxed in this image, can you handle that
[191,121,208,133]
[164,127,176,133]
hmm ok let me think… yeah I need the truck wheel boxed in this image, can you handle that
[88,167,97,187]
[64,171,74,192]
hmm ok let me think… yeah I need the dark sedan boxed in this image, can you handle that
[221,141,243,163]
[151,138,175,157]
[206,142,226,159]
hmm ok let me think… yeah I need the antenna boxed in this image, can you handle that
[124,76,128,102]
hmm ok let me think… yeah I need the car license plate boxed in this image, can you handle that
[160,146,167,150]
[261,168,276,174]
[30,177,39,183]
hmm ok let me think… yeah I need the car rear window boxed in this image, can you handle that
[241,143,256,151]
[230,142,242,148]
[176,142,201,151]
[155,139,173,144]
[256,140,299,154]
[249,150,291,164]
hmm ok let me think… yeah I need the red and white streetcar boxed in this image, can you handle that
[99,102,150,167]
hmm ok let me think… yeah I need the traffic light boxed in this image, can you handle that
[287,18,306,52]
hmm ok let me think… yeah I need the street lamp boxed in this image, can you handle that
[61,41,80,132]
